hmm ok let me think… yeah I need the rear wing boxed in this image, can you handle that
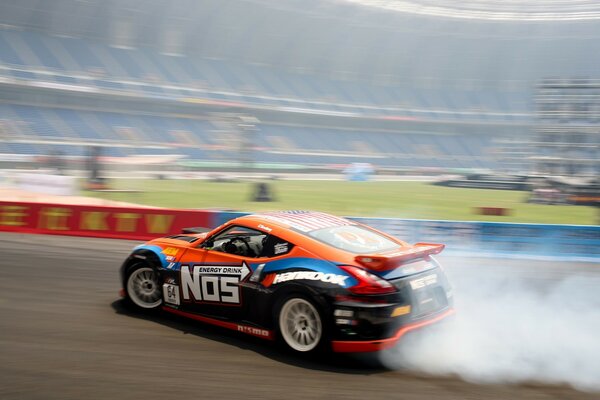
[355,243,445,271]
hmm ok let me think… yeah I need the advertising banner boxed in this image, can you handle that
[352,217,600,261]
[2,204,597,260]
[214,211,600,261]
[0,201,215,241]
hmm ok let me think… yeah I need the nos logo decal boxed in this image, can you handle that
[179,262,251,305]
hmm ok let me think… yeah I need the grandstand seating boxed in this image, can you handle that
[0,102,499,169]
[0,0,597,175]
[0,28,532,121]
[0,27,525,170]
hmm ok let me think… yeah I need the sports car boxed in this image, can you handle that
[120,210,454,353]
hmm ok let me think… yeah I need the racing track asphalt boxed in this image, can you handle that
[0,232,598,400]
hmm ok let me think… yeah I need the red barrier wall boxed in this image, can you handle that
[0,201,215,240]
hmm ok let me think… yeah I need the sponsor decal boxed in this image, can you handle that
[274,242,289,255]
[162,247,178,256]
[180,262,251,305]
[262,271,348,287]
[409,274,438,290]
[391,305,411,317]
[163,283,180,306]
[258,224,272,232]
[190,265,251,276]
[237,325,270,337]
[162,247,179,262]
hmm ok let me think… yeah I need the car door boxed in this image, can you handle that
[176,225,268,320]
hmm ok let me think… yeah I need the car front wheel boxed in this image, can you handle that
[125,264,162,310]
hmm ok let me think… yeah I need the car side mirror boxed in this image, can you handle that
[202,239,214,248]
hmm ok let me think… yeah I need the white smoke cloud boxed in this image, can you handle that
[380,258,600,392]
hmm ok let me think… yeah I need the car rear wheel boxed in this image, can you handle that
[125,264,162,310]
[278,297,323,352]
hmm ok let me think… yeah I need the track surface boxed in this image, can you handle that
[0,232,598,400]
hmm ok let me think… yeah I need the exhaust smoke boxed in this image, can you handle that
[380,258,600,392]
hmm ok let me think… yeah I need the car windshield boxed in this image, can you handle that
[308,225,398,254]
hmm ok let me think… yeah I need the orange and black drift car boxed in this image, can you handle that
[120,211,454,353]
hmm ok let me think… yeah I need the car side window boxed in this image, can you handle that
[202,225,295,259]
[204,226,267,258]
[260,234,294,258]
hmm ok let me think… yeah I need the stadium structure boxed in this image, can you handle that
[0,0,598,177]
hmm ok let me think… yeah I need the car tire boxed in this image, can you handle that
[124,263,162,311]
[276,295,324,353]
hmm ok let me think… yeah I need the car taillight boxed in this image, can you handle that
[339,265,396,295]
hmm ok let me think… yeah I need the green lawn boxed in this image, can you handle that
[83,179,598,225]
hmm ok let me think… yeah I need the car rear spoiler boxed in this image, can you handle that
[355,243,445,271]
[181,226,212,234]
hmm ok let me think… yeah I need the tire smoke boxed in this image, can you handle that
[379,257,600,392]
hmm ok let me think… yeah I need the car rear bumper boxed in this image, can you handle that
[331,307,455,353]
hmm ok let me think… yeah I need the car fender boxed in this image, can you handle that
[120,246,165,286]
